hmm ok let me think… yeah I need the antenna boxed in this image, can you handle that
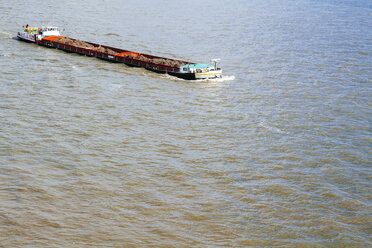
[210,58,221,70]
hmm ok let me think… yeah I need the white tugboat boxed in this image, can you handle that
[178,59,222,79]
[17,25,61,43]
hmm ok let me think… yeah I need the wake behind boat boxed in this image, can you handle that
[17,25,223,80]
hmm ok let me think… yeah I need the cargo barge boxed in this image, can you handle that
[17,26,222,80]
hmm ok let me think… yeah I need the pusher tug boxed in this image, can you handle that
[17,25,223,80]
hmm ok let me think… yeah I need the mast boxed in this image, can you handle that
[210,58,221,70]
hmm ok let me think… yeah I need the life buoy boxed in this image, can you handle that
[204,68,208,72]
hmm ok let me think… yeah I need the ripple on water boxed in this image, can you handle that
[1,0,371,247]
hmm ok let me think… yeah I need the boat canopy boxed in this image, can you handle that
[181,63,212,69]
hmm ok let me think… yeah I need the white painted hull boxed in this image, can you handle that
[17,32,36,43]
[195,70,223,79]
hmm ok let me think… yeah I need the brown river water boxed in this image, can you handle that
[0,0,371,247]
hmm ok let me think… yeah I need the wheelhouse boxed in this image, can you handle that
[40,27,61,37]
[180,63,214,73]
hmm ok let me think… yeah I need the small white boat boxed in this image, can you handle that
[179,59,222,79]
[17,26,61,43]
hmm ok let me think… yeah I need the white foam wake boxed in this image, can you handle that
[164,74,235,82]
[0,31,13,38]
[203,75,235,82]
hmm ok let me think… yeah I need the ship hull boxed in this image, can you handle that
[17,32,37,43]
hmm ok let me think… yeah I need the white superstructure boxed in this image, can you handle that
[17,26,61,43]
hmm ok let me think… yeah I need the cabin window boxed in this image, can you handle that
[183,68,188,72]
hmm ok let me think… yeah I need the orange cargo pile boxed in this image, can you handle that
[42,36,65,42]
[116,52,141,57]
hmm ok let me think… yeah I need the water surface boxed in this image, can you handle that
[0,0,371,247]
